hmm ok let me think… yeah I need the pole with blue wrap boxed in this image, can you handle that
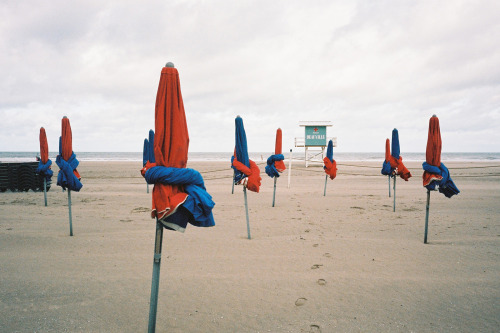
[391,129,400,212]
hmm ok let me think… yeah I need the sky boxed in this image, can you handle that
[1,0,499,153]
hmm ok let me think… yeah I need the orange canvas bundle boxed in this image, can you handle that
[39,127,49,164]
[274,128,286,172]
[232,155,261,192]
[388,156,412,181]
[423,115,443,187]
[61,117,81,179]
[323,157,337,180]
[151,66,190,220]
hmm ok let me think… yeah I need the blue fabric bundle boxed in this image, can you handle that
[36,159,53,181]
[391,129,400,159]
[145,166,215,229]
[232,116,250,184]
[143,139,149,166]
[148,129,155,164]
[381,161,393,175]
[56,152,82,191]
[422,162,460,198]
[265,154,284,178]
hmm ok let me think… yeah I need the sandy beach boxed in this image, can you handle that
[1,160,499,332]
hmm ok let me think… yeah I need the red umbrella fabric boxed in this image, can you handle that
[274,128,286,172]
[61,117,81,180]
[423,115,443,187]
[40,127,49,164]
[323,139,337,180]
[151,66,189,220]
[142,65,215,230]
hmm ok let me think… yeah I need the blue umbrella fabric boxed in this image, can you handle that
[231,116,261,192]
[148,129,155,164]
[143,138,149,167]
[56,137,83,192]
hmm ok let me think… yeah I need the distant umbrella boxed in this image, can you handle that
[422,115,460,243]
[265,128,286,207]
[323,139,337,196]
[380,129,412,211]
[381,138,393,197]
[231,116,261,239]
[36,127,53,206]
[142,130,155,193]
[56,116,82,236]
[143,63,215,333]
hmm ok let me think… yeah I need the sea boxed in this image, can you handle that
[1,151,499,163]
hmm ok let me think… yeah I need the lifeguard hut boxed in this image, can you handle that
[295,121,337,167]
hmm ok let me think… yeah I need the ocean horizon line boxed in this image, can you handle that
[1,151,499,163]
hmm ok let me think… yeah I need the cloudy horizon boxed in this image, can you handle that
[1,1,499,153]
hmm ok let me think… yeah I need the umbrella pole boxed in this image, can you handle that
[424,189,430,244]
[68,189,73,236]
[147,183,149,194]
[388,175,391,197]
[148,219,164,333]
[231,170,235,194]
[243,186,251,239]
[393,176,396,212]
[287,149,292,189]
[43,178,47,207]
[323,175,328,196]
[272,177,277,207]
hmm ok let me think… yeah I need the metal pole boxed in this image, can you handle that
[68,190,73,236]
[323,175,328,196]
[388,175,391,197]
[231,170,235,194]
[43,178,47,207]
[287,149,292,189]
[424,189,430,244]
[243,187,251,239]
[393,176,396,212]
[272,177,277,207]
[148,220,164,333]
[147,183,149,194]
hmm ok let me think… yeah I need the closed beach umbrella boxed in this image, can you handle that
[323,139,337,196]
[265,128,286,207]
[143,138,149,167]
[36,127,53,206]
[231,116,261,238]
[422,115,460,243]
[56,116,82,236]
[381,138,393,196]
[148,129,155,164]
[142,130,155,193]
[143,63,215,332]
[390,128,411,211]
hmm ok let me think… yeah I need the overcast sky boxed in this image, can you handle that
[1,0,499,153]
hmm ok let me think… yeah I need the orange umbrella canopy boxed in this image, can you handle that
[61,116,80,179]
[385,138,391,163]
[151,66,190,220]
[426,115,442,167]
[274,128,286,172]
[39,127,49,164]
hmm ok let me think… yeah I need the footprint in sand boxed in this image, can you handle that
[120,219,132,223]
[309,324,321,332]
[311,264,323,269]
[323,253,331,258]
[295,297,307,306]
[317,279,327,286]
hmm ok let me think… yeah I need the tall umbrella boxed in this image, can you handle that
[142,63,215,332]
[36,127,53,206]
[265,128,286,207]
[381,138,393,197]
[231,116,261,239]
[381,129,412,211]
[55,116,82,236]
[422,115,460,243]
[323,140,337,196]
